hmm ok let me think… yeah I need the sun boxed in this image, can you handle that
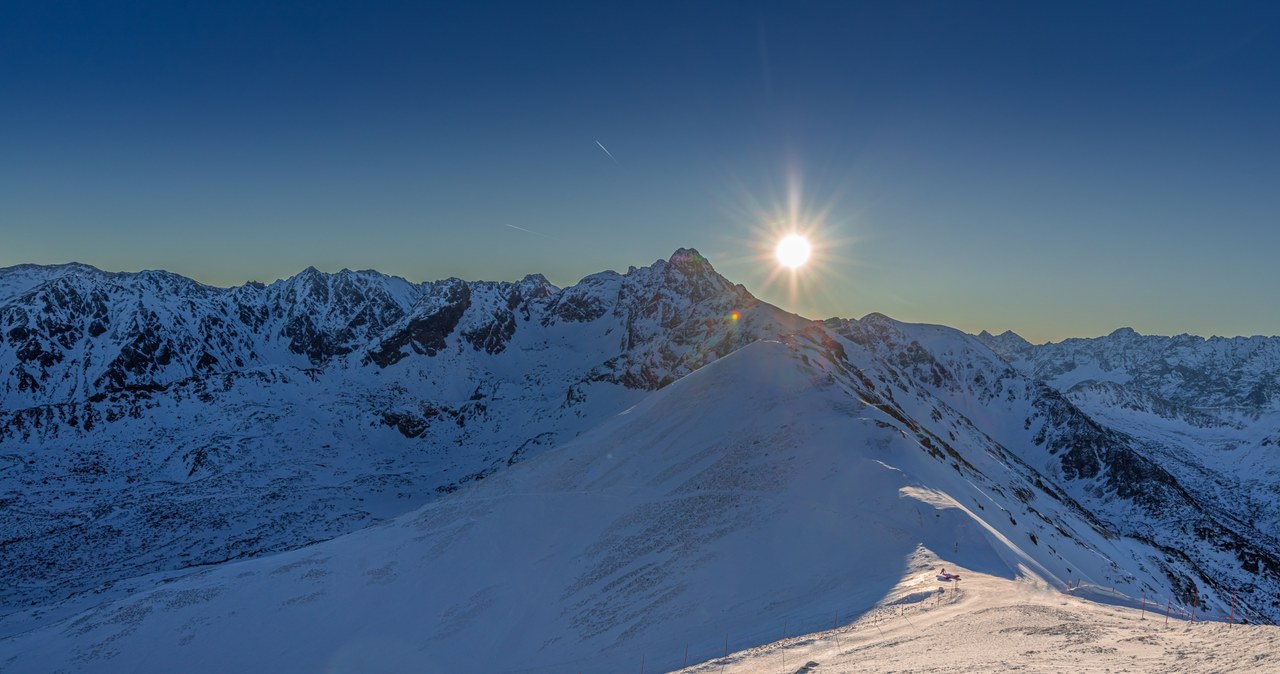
[715,164,860,316]
[775,234,811,269]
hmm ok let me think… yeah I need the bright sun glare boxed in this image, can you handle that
[725,167,854,313]
[775,234,811,269]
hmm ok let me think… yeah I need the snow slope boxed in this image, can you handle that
[832,316,1280,620]
[978,327,1280,594]
[677,559,1279,674]
[0,340,1241,673]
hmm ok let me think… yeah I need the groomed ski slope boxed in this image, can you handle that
[0,340,1245,673]
[677,557,1279,674]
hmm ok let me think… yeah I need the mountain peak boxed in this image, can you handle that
[0,262,109,304]
[516,273,556,293]
[973,329,1034,356]
[667,247,712,272]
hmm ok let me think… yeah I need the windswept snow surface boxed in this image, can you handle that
[0,341,1226,673]
[677,561,1280,674]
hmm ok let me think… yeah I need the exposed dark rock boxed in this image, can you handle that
[368,282,472,367]
[463,309,517,354]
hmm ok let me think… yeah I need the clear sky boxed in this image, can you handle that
[2,1,1277,343]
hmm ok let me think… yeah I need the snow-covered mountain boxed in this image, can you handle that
[1,252,1278,671]
[0,339,1262,673]
[978,327,1280,413]
[0,251,805,620]
[978,327,1280,583]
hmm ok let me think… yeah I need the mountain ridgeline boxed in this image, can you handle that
[979,327,1280,413]
[1,251,1278,655]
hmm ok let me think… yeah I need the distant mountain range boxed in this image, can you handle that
[979,326,1280,412]
[1,251,1277,671]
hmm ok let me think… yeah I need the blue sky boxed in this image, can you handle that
[2,1,1277,342]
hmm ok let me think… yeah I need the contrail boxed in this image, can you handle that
[504,223,538,235]
[595,140,618,164]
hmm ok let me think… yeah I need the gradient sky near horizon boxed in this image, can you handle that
[2,1,1278,343]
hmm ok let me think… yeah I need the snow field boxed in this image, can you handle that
[677,563,1280,674]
